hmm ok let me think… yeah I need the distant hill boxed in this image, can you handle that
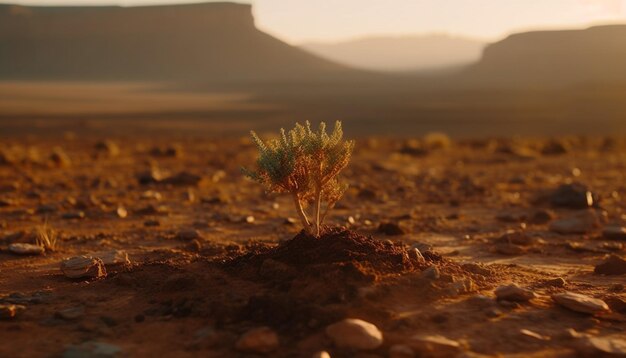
[0,2,357,83]
[301,35,485,73]
[459,25,626,87]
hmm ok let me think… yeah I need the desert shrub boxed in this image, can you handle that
[35,221,58,252]
[243,121,354,236]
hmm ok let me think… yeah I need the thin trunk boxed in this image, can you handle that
[292,193,312,234]
[314,184,322,237]
[319,201,334,225]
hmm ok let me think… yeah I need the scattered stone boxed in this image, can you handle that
[541,139,569,155]
[549,210,600,234]
[163,171,203,186]
[245,215,255,224]
[594,255,626,275]
[495,284,537,302]
[544,277,567,287]
[94,140,120,157]
[529,209,555,225]
[0,304,25,319]
[552,292,610,314]
[137,168,165,185]
[410,242,433,253]
[461,263,491,276]
[116,206,127,218]
[235,326,279,354]
[407,334,461,357]
[605,296,626,314]
[62,341,122,358]
[176,230,202,241]
[520,329,550,341]
[407,248,425,264]
[50,147,71,167]
[150,145,182,157]
[8,243,45,256]
[62,211,85,220]
[60,256,107,279]
[421,266,440,280]
[140,190,162,200]
[136,204,169,216]
[311,351,331,358]
[549,183,595,209]
[378,222,406,236]
[603,226,626,241]
[448,278,475,296]
[325,318,383,350]
[579,336,626,356]
[389,344,415,358]
[497,231,538,246]
[92,250,130,268]
[55,306,85,320]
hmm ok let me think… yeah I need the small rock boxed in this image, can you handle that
[407,334,461,357]
[94,140,120,157]
[594,255,626,275]
[549,210,600,234]
[325,318,383,350]
[140,190,162,200]
[0,304,25,319]
[311,351,331,358]
[116,206,127,218]
[245,215,255,224]
[92,250,130,268]
[461,263,491,276]
[549,183,595,209]
[50,147,71,167]
[60,256,107,279]
[603,226,626,241]
[494,242,527,255]
[408,248,426,265]
[552,292,610,314]
[163,171,203,186]
[529,209,555,225]
[605,296,626,314]
[579,336,626,356]
[8,243,45,256]
[62,341,122,358]
[448,278,475,296]
[541,139,569,155]
[389,344,415,358]
[235,326,279,354]
[137,168,165,185]
[544,277,567,287]
[421,266,440,280]
[55,306,85,320]
[495,284,537,302]
[176,230,202,241]
[520,329,550,341]
[62,211,85,220]
[378,222,406,236]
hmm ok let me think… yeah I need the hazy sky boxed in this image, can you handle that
[8,0,626,43]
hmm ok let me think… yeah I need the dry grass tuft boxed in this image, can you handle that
[35,221,59,252]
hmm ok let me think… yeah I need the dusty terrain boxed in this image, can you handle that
[0,131,625,357]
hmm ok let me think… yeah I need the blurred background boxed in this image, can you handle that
[1,0,626,137]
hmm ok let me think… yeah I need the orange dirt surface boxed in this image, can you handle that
[0,133,625,357]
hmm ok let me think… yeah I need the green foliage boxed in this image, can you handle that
[243,121,354,236]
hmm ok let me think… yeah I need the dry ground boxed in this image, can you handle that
[0,131,625,357]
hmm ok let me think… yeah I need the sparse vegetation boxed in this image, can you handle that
[243,121,354,236]
[34,221,58,252]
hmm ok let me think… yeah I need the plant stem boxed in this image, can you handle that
[314,184,322,237]
[292,193,312,234]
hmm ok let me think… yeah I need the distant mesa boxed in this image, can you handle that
[0,2,355,83]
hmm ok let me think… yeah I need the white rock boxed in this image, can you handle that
[325,318,383,350]
[495,284,537,302]
[60,256,107,279]
[235,326,279,354]
[552,292,609,314]
[407,334,461,357]
[389,344,415,358]
[8,243,44,256]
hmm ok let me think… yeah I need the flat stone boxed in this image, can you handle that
[594,255,626,275]
[8,243,44,256]
[407,334,461,357]
[326,318,383,350]
[549,183,595,209]
[603,226,626,241]
[235,326,279,354]
[60,256,107,279]
[552,292,610,314]
[580,336,626,356]
[0,304,25,319]
[495,284,537,302]
[549,210,600,234]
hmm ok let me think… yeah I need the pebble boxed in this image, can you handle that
[60,256,107,279]
[176,230,202,241]
[421,266,440,280]
[389,344,415,358]
[92,250,131,268]
[603,226,626,241]
[552,292,610,314]
[549,183,595,209]
[62,211,85,220]
[580,336,626,356]
[549,210,600,234]
[94,140,120,157]
[407,334,461,357]
[325,318,383,350]
[116,206,127,218]
[8,243,45,256]
[235,326,279,354]
[594,255,626,275]
[50,147,71,167]
[544,277,567,287]
[495,284,537,302]
[0,304,25,319]
[377,222,406,236]
[529,209,555,225]
[520,329,550,341]
[62,341,122,358]
[311,351,331,358]
[408,248,425,265]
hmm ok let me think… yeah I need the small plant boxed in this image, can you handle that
[243,121,354,237]
[35,221,58,252]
